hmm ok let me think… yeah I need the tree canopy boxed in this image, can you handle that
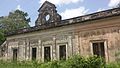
[0,10,30,33]
[0,30,5,45]
[0,9,30,45]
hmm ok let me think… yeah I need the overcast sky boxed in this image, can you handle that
[0,0,120,26]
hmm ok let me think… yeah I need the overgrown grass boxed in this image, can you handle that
[0,55,119,68]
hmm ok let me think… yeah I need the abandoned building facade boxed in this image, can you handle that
[1,1,120,62]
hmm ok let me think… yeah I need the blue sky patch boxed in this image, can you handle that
[0,0,120,26]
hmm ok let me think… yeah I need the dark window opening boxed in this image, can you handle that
[13,48,18,61]
[92,42,105,58]
[59,45,66,60]
[44,46,51,62]
[32,48,37,60]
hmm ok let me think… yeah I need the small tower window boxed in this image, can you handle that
[45,14,50,21]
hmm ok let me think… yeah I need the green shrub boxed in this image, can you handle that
[0,55,119,68]
[106,62,120,68]
[63,55,105,68]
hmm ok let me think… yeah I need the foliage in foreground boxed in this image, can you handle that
[0,55,119,68]
[0,30,5,45]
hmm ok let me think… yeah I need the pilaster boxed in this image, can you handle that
[52,36,57,60]
[37,39,42,60]
[25,38,30,60]
[68,35,73,57]
[74,33,80,54]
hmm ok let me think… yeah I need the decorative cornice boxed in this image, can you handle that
[6,8,120,37]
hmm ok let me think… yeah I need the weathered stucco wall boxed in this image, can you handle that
[74,16,120,62]
[5,25,75,61]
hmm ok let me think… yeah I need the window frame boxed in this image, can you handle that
[42,45,52,62]
[57,43,68,60]
[90,40,109,62]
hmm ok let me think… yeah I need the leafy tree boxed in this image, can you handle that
[0,10,30,33]
[0,30,5,45]
[0,10,30,45]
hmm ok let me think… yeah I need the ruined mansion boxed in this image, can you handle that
[1,1,120,62]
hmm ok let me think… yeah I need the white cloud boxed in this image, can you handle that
[108,0,120,7]
[97,8,105,12]
[39,0,83,5]
[16,5,22,10]
[60,7,89,19]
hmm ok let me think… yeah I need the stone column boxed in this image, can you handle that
[37,39,42,60]
[68,35,73,57]
[52,36,57,60]
[29,46,32,61]
[7,45,11,60]
[74,33,80,54]
[5,44,8,60]
[19,44,23,61]
[25,38,30,60]
[79,35,83,55]
[6,42,13,60]
[22,41,26,60]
